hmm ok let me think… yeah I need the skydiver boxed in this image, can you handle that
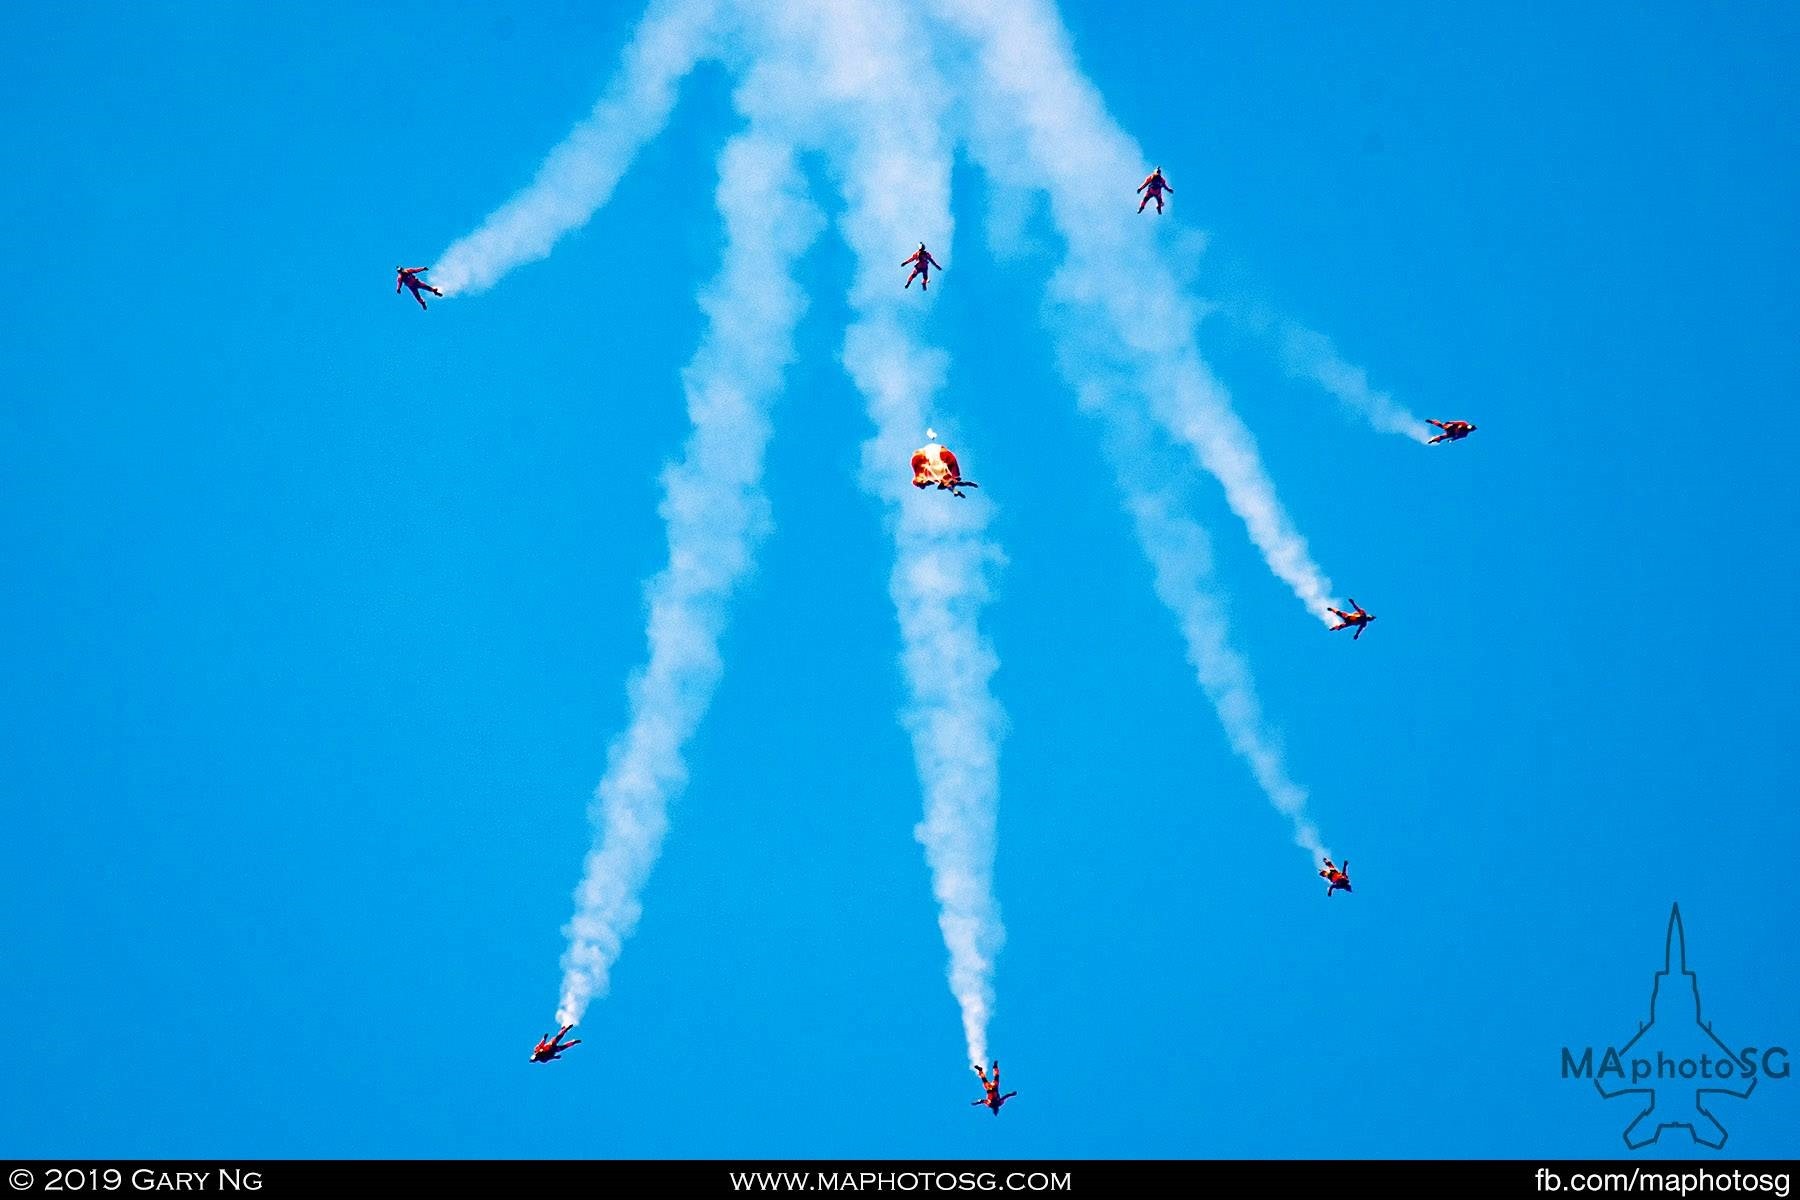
[912,433,980,498]
[903,243,943,291]
[1136,167,1174,214]
[396,265,443,311]
[1426,419,1477,444]
[530,1024,581,1063]
[1327,600,1375,640]
[972,1061,1017,1115]
[1320,857,1352,896]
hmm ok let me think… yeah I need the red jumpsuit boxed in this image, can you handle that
[903,247,942,290]
[1137,172,1172,214]
[397,267,443,310]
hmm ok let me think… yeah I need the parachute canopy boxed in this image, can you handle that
[911,439,964,490]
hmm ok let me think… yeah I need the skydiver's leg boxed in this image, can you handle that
[1138,196,1149,213]
[427,285,443,297]
[414,290,428,310]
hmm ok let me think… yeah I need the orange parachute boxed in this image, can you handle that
[911,430,979,498]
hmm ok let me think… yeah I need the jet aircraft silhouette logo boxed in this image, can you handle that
[1561,904,1790,1150]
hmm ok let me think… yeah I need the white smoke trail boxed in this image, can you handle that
[556,126,822,1026]
[845,322,1007,1068]
[1279,323,1432,443]
[1126,487,1330,859]
[1062,374,1332,860]
[932,0,1341,625]
[432,0,721,297]
[737,0,1008,1066]
[939,0,1336,859]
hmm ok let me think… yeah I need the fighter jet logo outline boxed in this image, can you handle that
[1593,904,1755,1150]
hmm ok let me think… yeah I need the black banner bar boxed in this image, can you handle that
[2,1161,1796,1196]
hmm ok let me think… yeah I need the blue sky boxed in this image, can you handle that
[3,0,1796,1158]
